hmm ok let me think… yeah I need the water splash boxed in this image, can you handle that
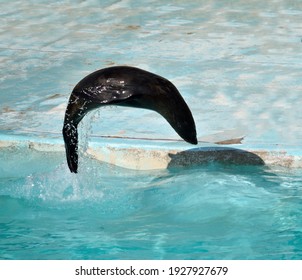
[0,149,155,217]
[77,109,102,169]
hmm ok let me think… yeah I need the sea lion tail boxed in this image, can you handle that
[62,122,78,173]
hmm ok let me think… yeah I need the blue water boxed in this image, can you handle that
[1,0,302,261]
[0,148,302,259]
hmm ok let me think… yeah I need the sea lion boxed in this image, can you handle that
[62,66,197,173]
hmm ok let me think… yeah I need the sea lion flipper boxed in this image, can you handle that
[62,88,139,173]
[62,122,78,173]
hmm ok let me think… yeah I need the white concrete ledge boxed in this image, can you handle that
[1,138,302,170]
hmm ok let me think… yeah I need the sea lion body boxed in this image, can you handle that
[63,66,197,173]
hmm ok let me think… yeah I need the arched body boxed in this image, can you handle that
[63,66,197,173]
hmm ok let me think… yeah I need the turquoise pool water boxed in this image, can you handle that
[1,0,302,261]
[1,148,302,260]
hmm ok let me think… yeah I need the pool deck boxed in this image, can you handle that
[1,0,302,169]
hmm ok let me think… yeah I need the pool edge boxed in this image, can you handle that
[1,136,302,170]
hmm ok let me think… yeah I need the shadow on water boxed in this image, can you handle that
[167,146,265,169]
[147,146,282,192]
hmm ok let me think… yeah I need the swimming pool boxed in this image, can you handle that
[1,146,302,260]
[1,0,302,260]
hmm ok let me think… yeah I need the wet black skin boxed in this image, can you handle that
[62,66,197,173]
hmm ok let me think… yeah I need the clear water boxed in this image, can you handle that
[1,148,302,260]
